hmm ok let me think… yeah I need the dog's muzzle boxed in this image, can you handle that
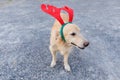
[71,42,85,49]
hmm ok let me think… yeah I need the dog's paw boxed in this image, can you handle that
[50,62,56,67]
[64,65,71,72]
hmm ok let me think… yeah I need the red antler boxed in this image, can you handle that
[41,4,64,24]
[41,4,74,25]
[62,6,74,22]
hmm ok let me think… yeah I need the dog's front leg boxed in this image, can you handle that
[49,46,57,67]
[63,52,71,71]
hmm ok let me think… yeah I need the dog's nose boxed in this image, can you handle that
[83,42,89,47]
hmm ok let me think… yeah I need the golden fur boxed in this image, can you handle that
[49,13,89,71]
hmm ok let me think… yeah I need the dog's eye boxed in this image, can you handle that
[71,32,76,36]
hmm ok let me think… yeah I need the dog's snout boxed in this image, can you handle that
[83,42,89,47]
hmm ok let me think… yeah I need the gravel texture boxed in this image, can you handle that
[0,0,120,80]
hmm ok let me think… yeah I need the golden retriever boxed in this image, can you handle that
[49,13,89,71]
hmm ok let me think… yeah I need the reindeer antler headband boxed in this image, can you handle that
[41,4,74,42]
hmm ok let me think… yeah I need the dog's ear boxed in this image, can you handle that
[55,32,61,40]
[53,31,61,41]
[52,31,59,40]
[56,34,61,40]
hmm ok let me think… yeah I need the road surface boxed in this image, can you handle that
[0,0,120,80]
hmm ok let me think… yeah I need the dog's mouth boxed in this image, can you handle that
[71,42,84,49]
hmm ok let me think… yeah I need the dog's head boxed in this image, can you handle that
[41,4,89,49]
[64,24,89,49]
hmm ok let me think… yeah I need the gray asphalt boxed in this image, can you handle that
[0,0,120,80]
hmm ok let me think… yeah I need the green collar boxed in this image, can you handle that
[60,22,71,42]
